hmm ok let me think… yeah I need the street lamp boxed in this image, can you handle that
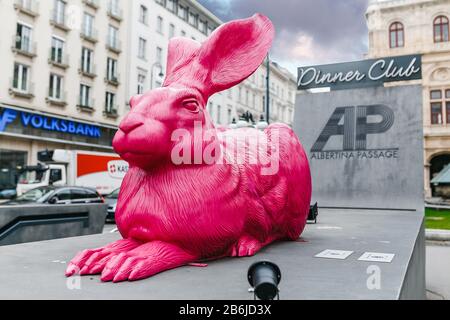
[150,62,164,89]
[265,54,270,124]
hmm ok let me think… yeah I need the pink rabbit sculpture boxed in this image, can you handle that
[66,14,312,282]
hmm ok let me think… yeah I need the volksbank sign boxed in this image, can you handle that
[0,105,117,148]
[0,108,101,137]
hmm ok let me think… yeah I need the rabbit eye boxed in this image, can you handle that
[182,100,200,113]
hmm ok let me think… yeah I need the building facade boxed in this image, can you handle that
[0,0,128,192]
[125,0,296,127]
[0,0,296,194]
[366,0,450,197]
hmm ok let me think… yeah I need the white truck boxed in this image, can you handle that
[16,149,129,196]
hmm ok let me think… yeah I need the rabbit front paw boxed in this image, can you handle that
[65,238,142,277]
[99,241,195,282]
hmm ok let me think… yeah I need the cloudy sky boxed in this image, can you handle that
[197,0,370,75]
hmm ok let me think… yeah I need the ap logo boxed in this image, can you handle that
[0,109,18,132]
[311,104,395,152]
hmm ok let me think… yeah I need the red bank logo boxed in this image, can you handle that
[107,160,129,179]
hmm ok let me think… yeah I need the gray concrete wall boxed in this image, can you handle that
[294,85,424,212]
[0,204,107,246]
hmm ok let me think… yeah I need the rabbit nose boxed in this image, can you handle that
[120,114,144,133]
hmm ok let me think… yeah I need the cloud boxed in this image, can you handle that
[197,0,370,74]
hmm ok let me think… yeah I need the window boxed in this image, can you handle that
[156,47,163,64]
[178,6,187,20]
[13,63,29,92]
[430,90,444,125]
[227,107,232,124]
[138,37,147,59]
[181,30,186,37]
[157,16,163,34]
[188,12,198,27]
[56,189,71,201]
[82,13,94,37]
[16,23,32,52]
[217,105,221,124]
[139,5,148,24]
[107,57,117,81]
[54,0,66,25]
[79,84,91,107]
[109,0,119,16]
[51,37,64,63]
[199,20,207,34]
[245,90,249,105]
[81,47,93,73]
[389,22,404,48]
[253,94,256,108]
[108,25,119,49]
[208,102,214,119]
[49,169,62,184]
[434,15,449,43]
[137,72,146,94]
[169,24,175,39]
[49,74,63,100]
[105,92,116,113]
[166,0,175,12]
[238,87,242,102]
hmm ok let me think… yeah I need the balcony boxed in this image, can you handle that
[9,79,34,99]
[11,35,37,58]
[48,49,70,69]
[77,99,95,112]
[50,11,70,32]
[79,64,97,78]
[105,74,120,86]
[80,27,98,43]
[14,0,39,17]
[104,107,119,119]
[106,39,122,54]
[107,7,123,22]
[46,91,68,107]
[82,0,99,10]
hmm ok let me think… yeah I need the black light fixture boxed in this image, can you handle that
[247,261,281,300]
[308,202,318,224]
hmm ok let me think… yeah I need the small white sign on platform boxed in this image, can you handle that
[358,252,395,263]
[315,249,354,260]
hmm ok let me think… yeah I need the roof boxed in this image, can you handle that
[431,164,450,185]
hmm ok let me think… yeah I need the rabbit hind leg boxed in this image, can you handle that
[231,236,268,257]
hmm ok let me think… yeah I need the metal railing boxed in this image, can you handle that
[107,6,123,21]
[14,0,39,16]
[9,78,35,97]
[12,35,37,57]
[49,48,69,67]
[80,26,98,42]
[50,10,70,31]
[106,38,122,53]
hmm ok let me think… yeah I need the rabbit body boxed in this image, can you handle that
[115,124,311,258]
[66,14,312,282]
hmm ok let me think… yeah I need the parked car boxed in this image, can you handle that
[105,188,120,221]
[3,186,104,205]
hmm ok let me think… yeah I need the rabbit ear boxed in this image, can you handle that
[163,37,201,87]
[198,14,274,95]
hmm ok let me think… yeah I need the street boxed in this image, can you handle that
[426,243,450,300]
